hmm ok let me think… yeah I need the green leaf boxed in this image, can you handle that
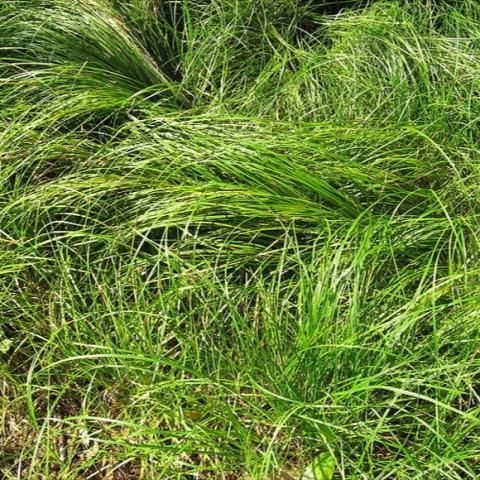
[302,452,335,480]
[0,338,12,354]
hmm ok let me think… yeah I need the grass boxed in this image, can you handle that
[1,0,480,478]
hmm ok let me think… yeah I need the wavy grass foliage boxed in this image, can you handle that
[1,1,480,478]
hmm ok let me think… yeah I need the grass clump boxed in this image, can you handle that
[1,0,480,478]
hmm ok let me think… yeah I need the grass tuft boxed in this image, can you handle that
[1,1,480,478]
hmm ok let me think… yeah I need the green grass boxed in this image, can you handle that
[1,0,480,478]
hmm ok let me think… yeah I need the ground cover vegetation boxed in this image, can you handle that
[0,0,479,478]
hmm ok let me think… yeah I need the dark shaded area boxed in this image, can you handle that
[296,0,378,39]
[305,0,377,15]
